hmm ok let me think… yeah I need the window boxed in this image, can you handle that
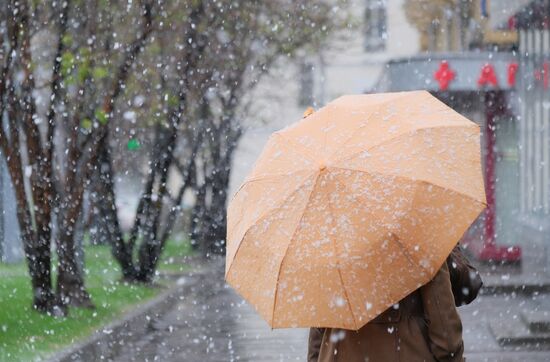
[298,61,314,107]
[364,0,387,52]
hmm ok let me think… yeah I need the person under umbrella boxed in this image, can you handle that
[226,91,486,361]
[308,245,482,361]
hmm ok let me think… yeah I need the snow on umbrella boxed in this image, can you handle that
[225,90,486,330]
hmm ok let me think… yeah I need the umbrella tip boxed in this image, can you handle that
[303,106,314,118]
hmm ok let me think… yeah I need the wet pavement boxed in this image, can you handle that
[460,293,550,361]
[110,266,307,362]
[54,257,550,362]
[57,258,307,362]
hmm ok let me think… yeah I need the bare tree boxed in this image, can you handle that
[52,0,155,307]
[189,0,347,255]
[0,0,156,312]
[1,0,348,307]
[97,0,211,282]
[101,0,349,280]
[0,0,68,314]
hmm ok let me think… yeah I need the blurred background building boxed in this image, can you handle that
[231,0,550,348]
[387,0,550,266]
[230,0,421,200]
[232,0,550,270]
[382,0,525,262]
[301,0,420,103]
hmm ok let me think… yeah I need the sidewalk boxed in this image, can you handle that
[109,261,308,362]
[56,259,306,362]
[56,258,550,362]
[461,293,550,361]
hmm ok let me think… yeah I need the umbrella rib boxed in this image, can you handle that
[328,174,429,290]
[226,173,317,278]
[230,169,313,205]
[327,94,403,162]
[326,191,358,330]
[329,169,467,278]
[243,170,312,184]
[271,173,321,326]
[229,131,318,206]
[388,232,430,275]
[330,166,486,207]
[327,91,428,162]
[384,179,458,280]
[330,123,477,166]
[273,132,319,164]
[228,170,316,241]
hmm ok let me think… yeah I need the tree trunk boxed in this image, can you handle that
[159,156,196,245]
[135,191,165,281]
[199,114,241,256]
[56,197,94,308]
[4,118,57,313]
[8,0,64,314]
[136,127,178,282]
[190,170,210,256]
[55,126,93,308]
[87,171,112,245]
[9,160,56,312]
[3,54,58,308]
[209,166,230,254]
[97,138,137,280]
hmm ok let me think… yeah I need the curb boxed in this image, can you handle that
[480,283,550,295]
[45,269,205,362]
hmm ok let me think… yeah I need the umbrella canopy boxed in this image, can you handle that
[225,90,486,330]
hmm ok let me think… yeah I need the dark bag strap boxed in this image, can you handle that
[446,245,483,306]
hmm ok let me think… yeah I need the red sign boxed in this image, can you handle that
[507,63,518,87]
[478,63,498,87]
[428,61,548,91]
[434,61,456,91]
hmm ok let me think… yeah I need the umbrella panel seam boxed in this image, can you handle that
[327,92,413,161]
[326,174,457,330]
[242,170,312,185]
[272,172,321,327]
[330,124,478,166]
[329,172,428,305]
[389,232,430,276]
[329,170,425,274]
[229,169,313,209]
[225,172,316,278]
[329,167,483,273]
[326,187,359,330]
[330,166,486,207]
[228,132,318,206]
[273,132,319,165]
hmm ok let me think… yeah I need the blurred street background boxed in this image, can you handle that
[2,0,550,361]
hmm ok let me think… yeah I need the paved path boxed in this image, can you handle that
[460,293,550,362]
[112,263,308,362]
[61,260,307,362]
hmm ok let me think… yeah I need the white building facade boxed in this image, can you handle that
[302,0,420,105]
[230,0,420,196]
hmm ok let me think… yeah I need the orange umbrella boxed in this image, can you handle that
[225,90,486,330]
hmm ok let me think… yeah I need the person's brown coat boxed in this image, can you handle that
[307,262,464,362]
[447,246,483,307]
